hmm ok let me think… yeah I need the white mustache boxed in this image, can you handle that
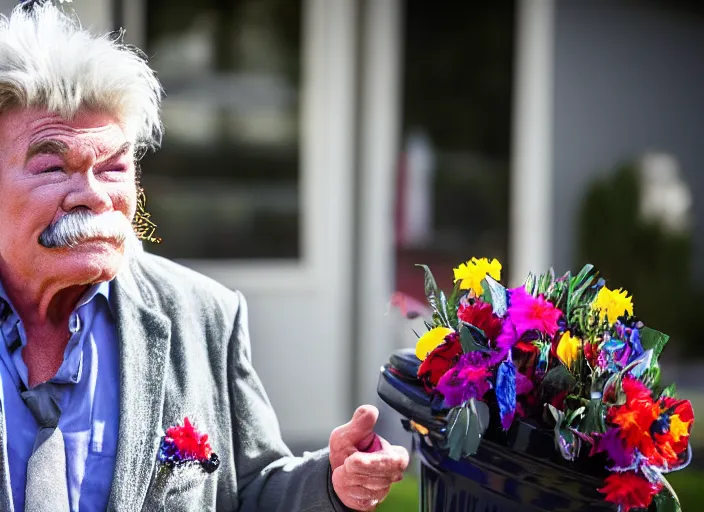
[38,210,134,249]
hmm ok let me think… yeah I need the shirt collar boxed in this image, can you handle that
[0,279,112,348]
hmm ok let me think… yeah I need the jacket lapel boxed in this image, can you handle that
[107,257,171,511]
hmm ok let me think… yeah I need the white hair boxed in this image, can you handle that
[0,2,163,151]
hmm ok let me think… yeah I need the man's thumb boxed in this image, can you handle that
[345,405,380,451]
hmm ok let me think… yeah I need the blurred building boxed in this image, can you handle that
[10,0,704,451]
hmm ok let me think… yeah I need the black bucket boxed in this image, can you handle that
[378,348,619,512]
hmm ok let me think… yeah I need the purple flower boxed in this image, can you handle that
[515,371,534,395]
[595,428,635,469]
[599,321,645,372]
[436,353,492,408]
[495,318,518,356]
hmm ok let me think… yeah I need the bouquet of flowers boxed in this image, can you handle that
[411,257,694,512]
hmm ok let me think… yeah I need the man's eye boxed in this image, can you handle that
[98,166,126,174]
[41,166,63,173]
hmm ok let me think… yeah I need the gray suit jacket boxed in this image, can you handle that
[0,251,350,511]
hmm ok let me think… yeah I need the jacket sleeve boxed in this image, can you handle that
[227,291,352,512]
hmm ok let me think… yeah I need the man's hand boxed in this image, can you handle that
[329,405,409,511]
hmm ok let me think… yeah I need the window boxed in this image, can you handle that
[140,0,302,259]
[396,1,515,297]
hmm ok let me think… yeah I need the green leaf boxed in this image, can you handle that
[571,264,594,291]
[654,478,682,512]
[416,264,451,328]
[661,383,677,398]
[463,399,490,456]
[524,272,537,296]
[566,406,586,427]
[445,401,489,460]
[580,399,607,434]
[547,280,569,311]
[482,275,507,317]
[643,365,661,389]
[537,268,555,296]
[548,403,564,424]
[653,491,680,512]
[540,365,577,398]
[547,405,580,461]
[459,324,490,353]
[445,406,469,461]
[569,278,595,311]
[469,398,490,432]
[641,327,670,362]
[438,290,451,327]
[567,264,595,316]
[447,280,463,324]
[417,264,439,299]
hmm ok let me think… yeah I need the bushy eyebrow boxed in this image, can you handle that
[25,139,69,162]
[104,142,132,161]
[25,140,132,164]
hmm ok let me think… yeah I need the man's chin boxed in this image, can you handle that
[43,244,127,281]
[42,236,126,250]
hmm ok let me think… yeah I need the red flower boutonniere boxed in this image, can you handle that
[157,417,220,473]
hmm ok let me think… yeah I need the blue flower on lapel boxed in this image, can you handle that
[157,417,220,474]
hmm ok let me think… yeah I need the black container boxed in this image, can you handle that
[378,349,617,512]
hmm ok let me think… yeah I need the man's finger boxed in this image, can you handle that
[332,466,391,511]
[343,446,409,476]
[339,472,401,490]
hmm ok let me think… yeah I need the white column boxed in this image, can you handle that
[509,0,555,285]
[70,0,113,35]
[356,0,403,406]
[121,0,146,48]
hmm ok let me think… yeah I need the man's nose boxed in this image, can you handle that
[62,172,112,213]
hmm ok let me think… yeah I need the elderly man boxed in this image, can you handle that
[0,1,408,511]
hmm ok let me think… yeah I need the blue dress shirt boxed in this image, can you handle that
[0,281,120,512]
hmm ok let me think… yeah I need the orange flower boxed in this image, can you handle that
[608,377,694,469]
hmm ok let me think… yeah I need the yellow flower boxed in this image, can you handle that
[415,326,454,361]
[592,287,634,324]
[669,414,691,443]
[556,331,581,369]
[453,257,502,295]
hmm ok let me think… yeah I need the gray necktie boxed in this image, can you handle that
[21,384,70,512]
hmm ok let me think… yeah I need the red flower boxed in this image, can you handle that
[608,379,659,460]
[583,341,599,368]
[457,300,502,341]
[550,389,569,410]
[513,340,539,379]
[652,397,694,468]
[608,377,694,469]
[598,472,662,511]
[166,417,213,461]
[622,376,653,402]
[417,332,462,390]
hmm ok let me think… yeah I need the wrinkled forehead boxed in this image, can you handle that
[0,108,132,162]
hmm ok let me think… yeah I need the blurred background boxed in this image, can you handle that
[15,0,704,508]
